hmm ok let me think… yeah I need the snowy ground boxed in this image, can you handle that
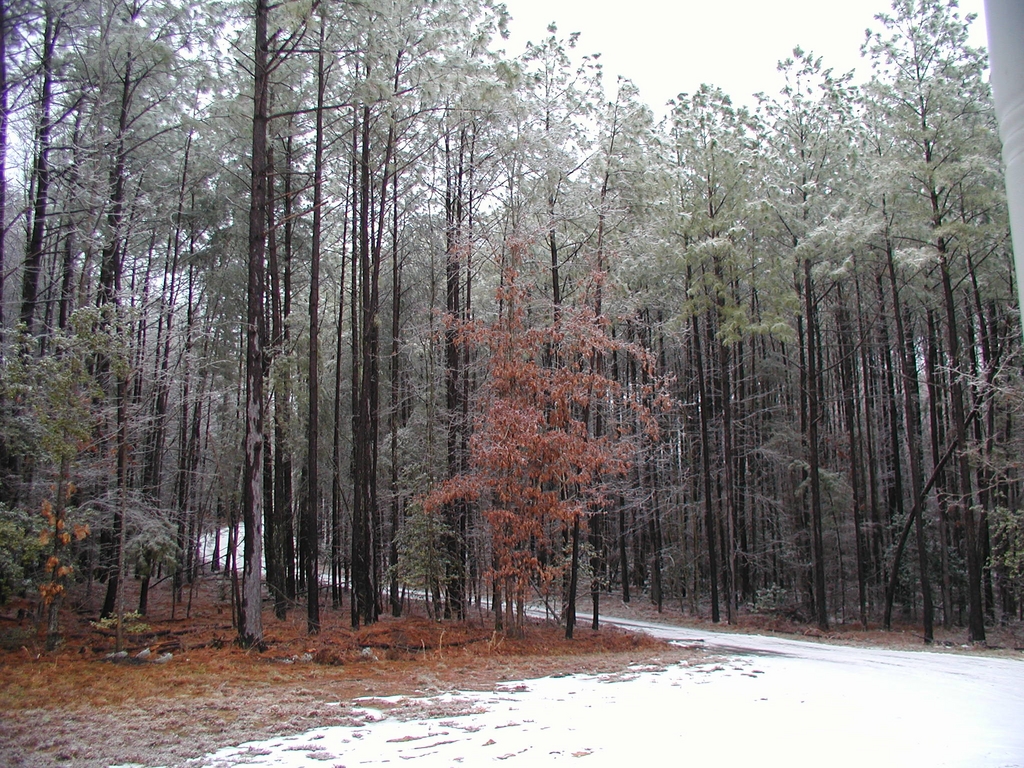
[189,618,1024,768]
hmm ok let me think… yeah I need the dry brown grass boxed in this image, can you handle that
[0,576,692,767]
[9,573,1017,766]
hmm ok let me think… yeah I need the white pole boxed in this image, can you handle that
[984,0,1024,318]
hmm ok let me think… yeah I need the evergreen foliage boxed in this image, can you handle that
[0,0,1018,645]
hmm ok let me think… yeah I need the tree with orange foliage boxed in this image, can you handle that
[426,248,663,636]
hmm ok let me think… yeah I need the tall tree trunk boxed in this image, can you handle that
[855,270,883,611]
[925,310,954,629]
[618,500,630,603]
[97,25,137,620]
[144,130,192,511]
[717,332,737,623]
[330,134,353,611]
[836,285,868,628]
[351,95,392,627]
[802,257,828,631]
[265,125,287,620]
[171,270,195,614]
[240,0,270,648]
[938,245,984,642]
[275,128,298,610]
[876,270,905,622]
[351,102,378,627]
[443,124,467,619]
[388,160,403,617]
[20,6,57,339]
[882,232,933,641]
[693,310,719,623]
[349,113,363,627]
[649,454,664,614]
[565,513,580,639]
[304,21,327,635]
[112,364,130,650]
[0,0,9,335]
[589,145,612,630]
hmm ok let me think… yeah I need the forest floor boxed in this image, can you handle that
[1,574,1021,767]
[0,576,694,768]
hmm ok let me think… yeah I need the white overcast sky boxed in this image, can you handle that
[496,0,989,113]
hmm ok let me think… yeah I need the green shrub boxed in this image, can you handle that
[0,505,44,605]
[90,611,150,634]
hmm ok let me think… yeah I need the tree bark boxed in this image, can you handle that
[303,16,327,636]
[692,310,719,622]
[565,513,580,639]
[925,310,954,629]
[0,0,9,335]
[882,242,933,640]
[20,7,57,339]
[265,124,288,620]
[836,286,868,627]
[240,0,270,649]
[388,154,403,617]
[802,257,828,631]
[939,246,984,642]
[443,124,468,619]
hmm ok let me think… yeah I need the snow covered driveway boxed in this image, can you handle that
[194,618,1024,768]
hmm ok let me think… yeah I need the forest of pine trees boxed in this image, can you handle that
[0,0,1020,649]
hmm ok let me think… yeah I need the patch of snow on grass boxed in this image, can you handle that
[192,649,1024,767]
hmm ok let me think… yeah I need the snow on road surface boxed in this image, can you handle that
[193,617,1024,768]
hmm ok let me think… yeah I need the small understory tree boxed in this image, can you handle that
[0,316,111,649]
[393,503,453,619]
[426,245,662,636]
